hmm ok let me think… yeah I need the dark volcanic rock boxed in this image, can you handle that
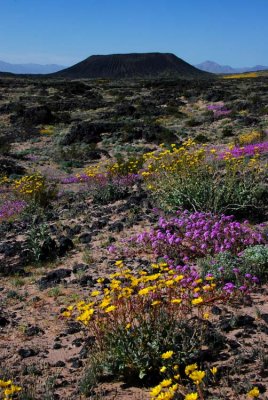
[58,236,74,257]
[0,157,25,176]
[38,268,72,289]
[18,348,38,358]
[39,237,58,261]
[79,275,95,287]
[14,105,56,126]
[78,232,92,244]
[25,325,45,337]
[60,121,123,145]
[108,221,124,232]
[64,322,83,335]
[0,316,9,327]
[72,263,89,273]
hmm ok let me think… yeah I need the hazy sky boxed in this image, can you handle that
[1,0,268,66]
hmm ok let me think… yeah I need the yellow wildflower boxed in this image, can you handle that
[160,379,172,388]
[0,380,12,388]
[185,393,198,400]
[170,299,182,304]
[210,367,217,375]
[150,384,162,397]
[185,363,197,376]
[189,370,205,384]
[104,305,117,313]
[61,311,71,317]
[161,351,174,359]
[191,297,203,305]
[91,290,100,297]
[247,387,260,398]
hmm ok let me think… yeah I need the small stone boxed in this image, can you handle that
[18,348,38,358]
[53,343,62,350]
[79,233,92,244]
[25,325,44,336]
[69,357,83,368]
[54,361,66,367]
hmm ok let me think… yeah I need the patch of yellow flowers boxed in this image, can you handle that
[0,176,10,186]
[150,360,215,400]
[238,130,263,146]
[13,173,45,199]
[150,359,260,399]
[39,125,54,135]
[141,139,206,185]
[223,72,257,79]
[0,379,21,400]
[63,260,217,327]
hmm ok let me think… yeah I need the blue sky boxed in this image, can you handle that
[1,0,268,67]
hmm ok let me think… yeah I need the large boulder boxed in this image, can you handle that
[60,121,123,145]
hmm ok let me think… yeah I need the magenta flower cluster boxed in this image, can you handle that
[207,103,232,118]
[0,200,27,221]
[133,210,264,263]
[219,141,268,159]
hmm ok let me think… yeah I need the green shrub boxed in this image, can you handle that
[92,181,129,205]
[144,141,268,218]
[198,245,268,284]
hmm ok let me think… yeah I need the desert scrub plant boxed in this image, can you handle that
[141,139,268,217]
[92,180,129,204]
[64,260,245,384]
[13,173,57,207]
[239,245,268,282]
[197,251,261,288]
[25,221,55,264]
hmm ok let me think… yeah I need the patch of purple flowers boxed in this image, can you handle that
[132,210,264,262]
[0,200,27,221]
[207,103,232,118]
[219,141,268,159]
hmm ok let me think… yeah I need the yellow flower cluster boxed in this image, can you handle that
[13,173,45,199]
[151,361,216,399]
[247,387,260,398]
[141,139,206,187]
[39,126,54,135]
[223,72,257,79]
[64,260,217,329]
[107,157,143,176]
[83,164,102,178]
[238,130,263,146]
[150,380,179,400]
[0,176,10,186]
[0,379,21,400]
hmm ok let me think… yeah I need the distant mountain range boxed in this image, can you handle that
[0,60,66,74]
[53,53,210,79]
[195,61,268,74]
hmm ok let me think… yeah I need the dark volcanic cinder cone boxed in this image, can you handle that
[52,52,212,79]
